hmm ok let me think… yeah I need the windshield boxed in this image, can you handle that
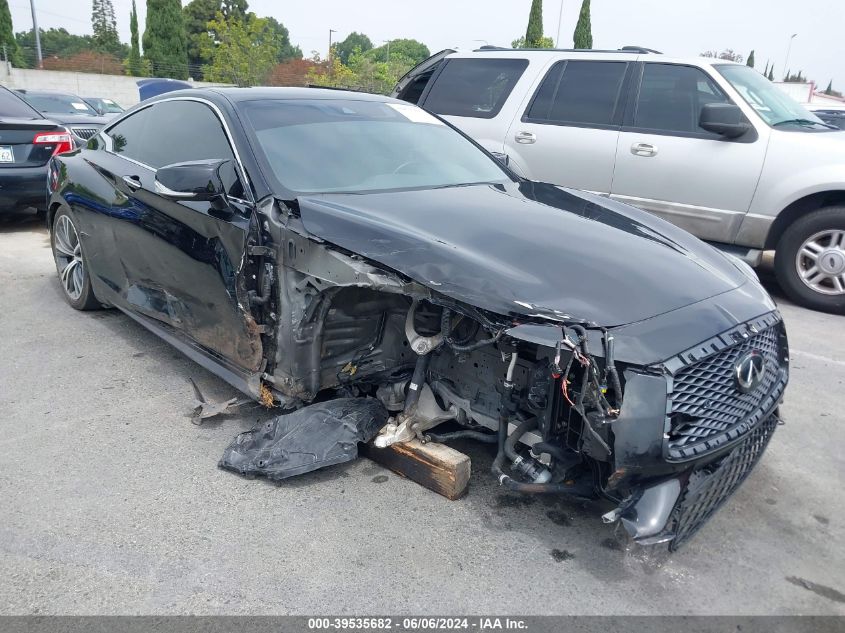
[24,94,99,116]
[242,98,510,194]
[716,64,826,128]
[88,98,123,113]
[0,88,42,119]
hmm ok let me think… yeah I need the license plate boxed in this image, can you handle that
[0,146,13,163]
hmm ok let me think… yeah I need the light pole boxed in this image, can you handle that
[328,29,337,63]
[382,40,390,62]
[29,0,42,69]
[555,0,564,48]
[783,33,797,81]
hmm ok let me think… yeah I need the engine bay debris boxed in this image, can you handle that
[219,398,389,481]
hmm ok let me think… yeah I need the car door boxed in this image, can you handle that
[502,58,635,194]
[610,62,769,243]
[92,98,264,376]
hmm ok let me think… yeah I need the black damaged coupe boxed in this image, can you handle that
[48,88,789,550]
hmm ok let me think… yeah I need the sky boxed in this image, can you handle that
[9,0,845,90]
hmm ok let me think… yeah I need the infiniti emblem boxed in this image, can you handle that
[735,350,766,394]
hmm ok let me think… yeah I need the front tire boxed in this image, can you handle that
[774,206,845,314]
[51,209,101,310]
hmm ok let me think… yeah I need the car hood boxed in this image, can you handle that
[296,181,750,327]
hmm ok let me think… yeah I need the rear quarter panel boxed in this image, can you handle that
[50,147,132,305]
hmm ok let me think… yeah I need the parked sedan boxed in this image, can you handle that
[47,88,788,550]
[17,90,111,144]
[0,86,72,215]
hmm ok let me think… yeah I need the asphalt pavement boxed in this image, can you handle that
[0,214,843,615]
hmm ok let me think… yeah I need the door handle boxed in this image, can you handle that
[514,131,537,144]
[631,143,658,157]
[122,175,142,191]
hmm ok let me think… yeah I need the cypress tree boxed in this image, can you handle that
[746,50,755,68]
[143,0,188,79]
[127,0,143,75]
[573,0,592,49]
[825,80,833,95]
[524,0,543,48]
[768,66,774,81]
[0,0,23,66]
[92,0,120,54]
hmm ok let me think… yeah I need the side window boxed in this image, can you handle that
[106,100,243,197]
[423,58,529,119]
[634,63,730,134]
[524,60,628,127]
[107,101,235,168]
[105,107,154,162]
[139,100,235,168]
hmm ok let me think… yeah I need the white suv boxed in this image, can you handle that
[393,47,845,313]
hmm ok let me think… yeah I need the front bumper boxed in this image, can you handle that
[603,311,788,549]
[0,166,48,213]
[615,411,779,550]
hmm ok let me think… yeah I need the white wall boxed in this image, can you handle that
[0,65,226,108]
[773,81,814,104]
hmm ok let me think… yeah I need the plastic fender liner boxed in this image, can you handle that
[219,398,389,481]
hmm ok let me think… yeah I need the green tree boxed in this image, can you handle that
[221,0,247,19]
[700,49,743,63]
[366,39,429,65]
[306,54,358,89]
[783,70,806,83]
[92,0,121,54]
[511,35,553,49]
[126,0,143,75]
[143,0,188,79]
[15,27,112,68]
[334,31,372,65]
[746,50,755,68]
[573,0,592,49]
[524,0,543,48]
[0,0,23,66]
[767,66,774,81]
[183,0,218,75]
[201,11,277,86]
[763,60,769,77]
[823,81,842,97]
[264,16,301,62]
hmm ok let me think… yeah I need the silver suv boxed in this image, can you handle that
[393,47,845,313]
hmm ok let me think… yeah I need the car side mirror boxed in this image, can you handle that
[699,103,751,138]
[154,159,236,210]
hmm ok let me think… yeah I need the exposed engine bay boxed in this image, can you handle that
[216,197,788,551]
[222,201,631,519]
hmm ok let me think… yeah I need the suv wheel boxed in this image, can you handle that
[774,206,845,314]
[51,209,102,310]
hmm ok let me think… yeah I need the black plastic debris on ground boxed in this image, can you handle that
[219,398,389,481]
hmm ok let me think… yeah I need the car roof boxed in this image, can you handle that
[445,48,744,69]
[22,90,84,97]
[148,86,404,105]
[214,86,403,103]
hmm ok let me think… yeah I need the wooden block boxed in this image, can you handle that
[361,439,471,500]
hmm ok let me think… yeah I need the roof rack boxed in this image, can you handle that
[475,45,662,54]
